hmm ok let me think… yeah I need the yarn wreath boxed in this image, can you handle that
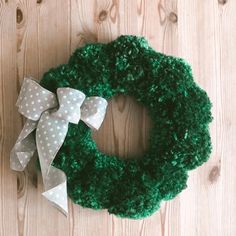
[39,35,212,219]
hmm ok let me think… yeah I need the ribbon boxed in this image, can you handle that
[10,77,108,215]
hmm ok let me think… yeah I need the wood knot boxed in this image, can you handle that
[37,0,43,3]
[16,8,23,24]
[218,0,227,5]
[209,166,220,183]
[169,12,178,23]
[99,10,108,22]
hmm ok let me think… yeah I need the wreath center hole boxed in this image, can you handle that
[92,95,152,159]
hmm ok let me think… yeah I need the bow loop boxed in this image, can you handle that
[16,77,57,121]
[81,97,108,130]
[10,77,108,215]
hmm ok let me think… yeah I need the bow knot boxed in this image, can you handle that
[53,88,85,124]
[10,77,108,215]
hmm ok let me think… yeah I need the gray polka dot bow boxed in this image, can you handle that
[10,77,108,215]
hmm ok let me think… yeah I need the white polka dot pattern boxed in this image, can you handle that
[10,119,37,170]
[81,97,108,130]
[53,88,85,123]
[10,77,108,216]
[16,77,57,121]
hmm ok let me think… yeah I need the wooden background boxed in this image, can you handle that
[0,0,236,235]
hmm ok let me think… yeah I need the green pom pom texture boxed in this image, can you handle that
[40,35,212,219]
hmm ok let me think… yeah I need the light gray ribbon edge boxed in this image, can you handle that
[10,77,108,215]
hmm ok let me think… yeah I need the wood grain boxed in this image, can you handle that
[0,0,236,235]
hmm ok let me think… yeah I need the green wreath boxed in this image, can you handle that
[39,35,212,219]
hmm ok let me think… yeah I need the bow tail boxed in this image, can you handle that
[10,119,38,171]
[42,167,68,215]
[36,111,69,215]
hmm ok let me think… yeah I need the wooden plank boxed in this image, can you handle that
[177,0,236,235]
[178,0,222,235]
[218,0,236,235]
[70,2,113,236]
[0,1,18,236]
[95,0,148,235]
[15,0,71,235]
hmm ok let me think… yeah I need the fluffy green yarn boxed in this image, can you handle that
[39,35,212,219]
